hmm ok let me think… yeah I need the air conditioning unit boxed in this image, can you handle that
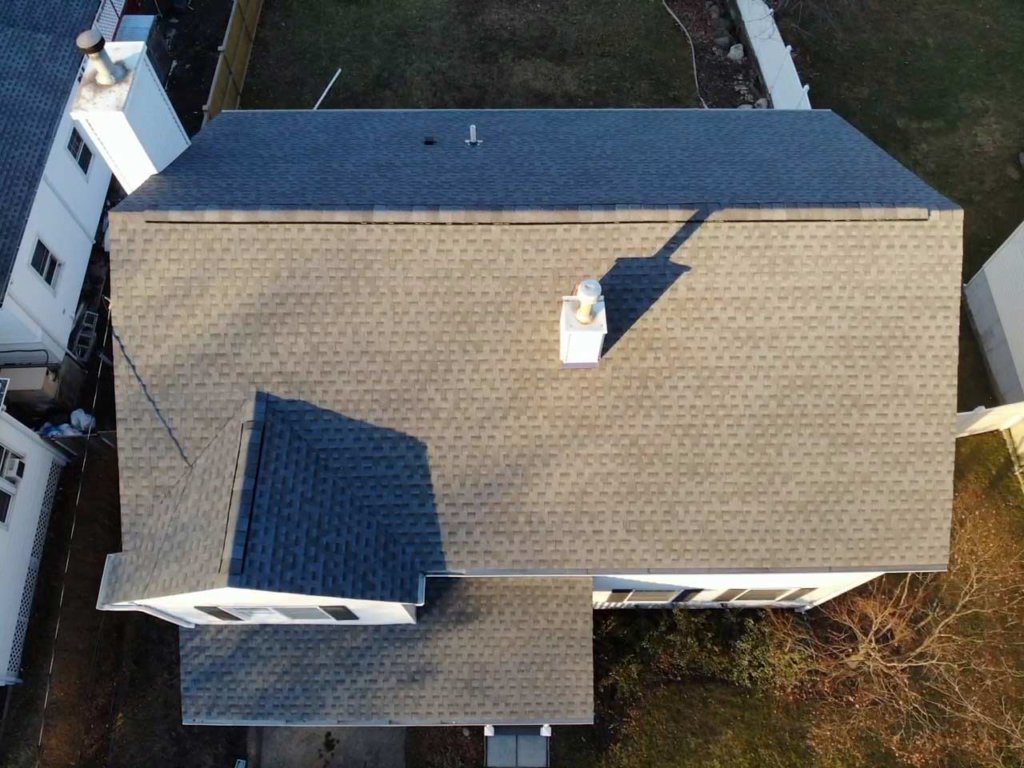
[2,454,25,484]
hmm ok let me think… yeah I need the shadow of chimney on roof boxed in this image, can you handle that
[600,209,706,356]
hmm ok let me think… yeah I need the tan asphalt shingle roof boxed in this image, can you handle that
[178,576,595,726]
[102,204,962,604]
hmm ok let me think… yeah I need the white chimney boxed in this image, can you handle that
[560,279,607,368]
[71,32,189,194]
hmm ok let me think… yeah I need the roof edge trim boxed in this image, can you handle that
[432,563,949,577]
[113,204,946,226]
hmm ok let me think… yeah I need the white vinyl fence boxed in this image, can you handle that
[734,0,811,109]
[956,402,1024,437]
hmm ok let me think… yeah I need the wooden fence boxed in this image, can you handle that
[202,0,264,125]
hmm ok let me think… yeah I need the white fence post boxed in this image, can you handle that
[955,402,1024,438]
[734,0,811,109]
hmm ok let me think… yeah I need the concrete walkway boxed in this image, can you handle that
[252,726,406,768]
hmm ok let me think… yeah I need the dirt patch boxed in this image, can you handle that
[667,0,765,107]
[155,0,234,134]
[105,616,246,768]
[406,726,483,768]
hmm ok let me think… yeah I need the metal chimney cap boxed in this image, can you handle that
[576,279,602,302]
[76,29,105,55]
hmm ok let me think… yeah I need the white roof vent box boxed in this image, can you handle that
[560,278,607,368]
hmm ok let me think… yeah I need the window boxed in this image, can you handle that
[782,588,816,602]
[738,589,791,602]
[320,605,358,621]
[226,606,280,622]
[715,588,793,603]
[0,489,11,525]
[0,443,21,526]
[196,606,242,621]
[0,444,24,483]
[274,606,329,621]
[30,241,61,287]
[67,127,92,173]
[624,590,682,603]
[715,589,748,602]
[604,589,700,604]
[671,589,702,603]
[198,605,361,622]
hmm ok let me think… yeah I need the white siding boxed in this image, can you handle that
[966,220,1024,402]
[0,412,67,684]
[0,78,112,364]
[593,571,883,608]
[72,43,189,195]
[132,586,418,627]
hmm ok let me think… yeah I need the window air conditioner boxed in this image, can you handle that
[2,455,25,484]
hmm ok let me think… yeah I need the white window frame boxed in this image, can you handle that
[204,605,360,623]
[714,588,815,604]
[604,588,701,604]
[29,239,62,290]
[0,443,22,529]
[66,127,93,175]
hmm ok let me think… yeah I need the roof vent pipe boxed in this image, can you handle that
[76,30,126,85]
[574,279,602,324]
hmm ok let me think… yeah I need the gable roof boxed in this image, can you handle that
[118,108,957,214]
[103,109,963,606]
[0,0,99,303]
[101,392,444,604]
[179,577,594,726]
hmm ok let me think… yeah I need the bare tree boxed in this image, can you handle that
[766,516,1024,767]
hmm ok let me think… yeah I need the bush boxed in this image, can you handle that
[596,608,806,708]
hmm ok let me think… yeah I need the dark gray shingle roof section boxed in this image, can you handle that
[179,577,594,726]
[0,0,98,302]
[119,109,957,214]
[235,394,445,602]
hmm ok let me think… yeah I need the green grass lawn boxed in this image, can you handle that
[776,0,1024,409]
[243,0,699,109]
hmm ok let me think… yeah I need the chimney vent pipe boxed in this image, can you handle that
[76,30,126,85]
[574,279,602,324]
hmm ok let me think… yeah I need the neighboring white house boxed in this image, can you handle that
[0,0,129,687]
[0,397,69,685]
[965,220,1024,402]
[0,1,119,375]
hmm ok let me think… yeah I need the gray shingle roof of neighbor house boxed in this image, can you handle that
[100,109,963,608]
[0,0,99,303]
[119,108,957,213]
[178,577,595,726]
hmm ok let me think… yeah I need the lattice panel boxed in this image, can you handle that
[6,462,64,678]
